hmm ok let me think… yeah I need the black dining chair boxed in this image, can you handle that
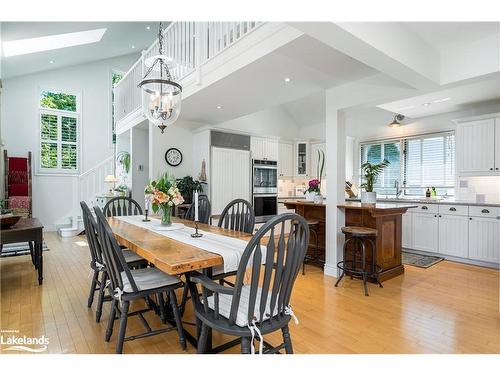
[184,194,211,224]
[188,212,310,354]
[218,199,255,234]
[103,196,143,217]
[94,206,186,354]
[80,201,147,322]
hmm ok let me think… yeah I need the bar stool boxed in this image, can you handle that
[302,220,320,275]
[334,226,383,296]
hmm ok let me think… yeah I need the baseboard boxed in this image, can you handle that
[403,248,499,270]
[323,263,338,278]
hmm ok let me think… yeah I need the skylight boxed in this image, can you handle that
[2,28,107,57]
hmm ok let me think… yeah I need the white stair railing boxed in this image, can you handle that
[114,21,263,128]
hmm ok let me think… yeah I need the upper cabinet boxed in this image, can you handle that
[310,142,326,179]
[251,136,278,161]
[278,141,294,177]
[295,142,310,177]
[456,116,499,175]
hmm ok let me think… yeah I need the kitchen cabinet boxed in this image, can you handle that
[310,142,326,179]
[456,118,497,174]
[278,141,294,177]
[402,212,412,249]
[295,142,310,177]
[251,137,278,161]
[438,214,469,258]
[412,212,439,252]
[468,216,500,263]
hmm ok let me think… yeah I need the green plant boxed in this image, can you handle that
[360,159,390,192]
[316,149,325,183]
[176,175,203,203]
[116,151,131,174]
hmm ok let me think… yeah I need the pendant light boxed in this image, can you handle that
[138,22,182,133]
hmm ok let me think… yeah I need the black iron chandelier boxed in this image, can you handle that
[138,22,182,133]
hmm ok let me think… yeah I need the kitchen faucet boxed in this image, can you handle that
[394,180,403,198]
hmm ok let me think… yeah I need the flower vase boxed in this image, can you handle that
[304,191,316,201]
[161,205,172,226]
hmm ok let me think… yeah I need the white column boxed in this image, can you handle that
[324,92,346,278]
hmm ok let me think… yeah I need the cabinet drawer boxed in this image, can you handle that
[438,204,468,216]
[409,204,438,214]
[469,206,500,218]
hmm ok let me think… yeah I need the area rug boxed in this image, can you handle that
[402,251,444,268]
[0,242,49,258]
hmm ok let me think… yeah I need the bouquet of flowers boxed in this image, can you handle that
[145,173,184,226]
[306,178,321,194]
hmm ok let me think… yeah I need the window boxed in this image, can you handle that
[39,90,80,174]
[360,132,455,196]
[111,72,123,144]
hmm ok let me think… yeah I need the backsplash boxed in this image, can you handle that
[278,177,327,197]
[457,176,500,203]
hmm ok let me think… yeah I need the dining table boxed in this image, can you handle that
[107,215,256,353]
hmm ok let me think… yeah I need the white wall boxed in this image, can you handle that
[131,126,149,207]
[1,53,139,229]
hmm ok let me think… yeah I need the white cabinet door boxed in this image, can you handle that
[468,216,500,263]
[412,212,439,252]
[402,212,412,249]
[457,119,495,173]
[211,147,251,215]
[250,137,265,160]
[264,138,279,161]
[310,143,326,179]
[495,118,500,171]
[438,214,469,258]
[278,142,294,177]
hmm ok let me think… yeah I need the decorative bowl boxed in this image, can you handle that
[0,215,22,229]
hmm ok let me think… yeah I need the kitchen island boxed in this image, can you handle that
[283,200,326,268]
[337,202,417,281]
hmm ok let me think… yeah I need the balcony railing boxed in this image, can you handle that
[114,21,263,127]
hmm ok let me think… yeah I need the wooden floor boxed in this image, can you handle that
[1,232,499,354]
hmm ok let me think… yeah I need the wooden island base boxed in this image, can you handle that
[337,202,417,282]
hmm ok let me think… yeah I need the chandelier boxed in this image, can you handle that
[138,22,182,133]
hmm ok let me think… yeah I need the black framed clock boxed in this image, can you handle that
[165,148,183,167]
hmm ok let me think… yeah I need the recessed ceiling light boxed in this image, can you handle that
[49,60,54,64]
[131,45,135,49]
[146,26,151,30]
[431,97,451,103]
[2,28,107,57]
[216,105,223,110]
[422,102,431,107]
[395,105,416,111]
[284,77,292,83]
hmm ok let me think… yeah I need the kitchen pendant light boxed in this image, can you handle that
[388,114,405,128]
[138,22,182,133]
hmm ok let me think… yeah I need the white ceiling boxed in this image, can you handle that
[180,34,376,124]
[377,76,500,118]
[404,22,500,50]
[1,22,165,78]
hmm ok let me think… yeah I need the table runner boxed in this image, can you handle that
[114,216,265,273]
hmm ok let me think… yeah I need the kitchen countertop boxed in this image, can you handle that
[282,199,326,207]
[346,197,500,207]
[338,202,418,211]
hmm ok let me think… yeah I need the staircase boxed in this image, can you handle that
[58,156,114,237]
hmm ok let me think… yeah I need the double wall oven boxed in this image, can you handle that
[252,159,278,222]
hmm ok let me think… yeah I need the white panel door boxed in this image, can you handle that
[438,214,469,258]
[278,142,294,177]
[402,212,412,249]
[468,216,500,263]
[457,119,495,173]
[412,213,439,252]
[211,147,250,215]
[264,138,279,161]
[495,118,500,171]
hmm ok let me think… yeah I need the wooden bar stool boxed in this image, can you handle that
[302,220,320,275]
[334,226,383,296]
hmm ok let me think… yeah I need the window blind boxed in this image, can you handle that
[360,131,455,196]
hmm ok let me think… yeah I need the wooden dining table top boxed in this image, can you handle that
[107,216,255,275]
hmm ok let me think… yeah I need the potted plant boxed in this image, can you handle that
[116,151,131,174]
[305,179,321,201]
[304,149,325,202]
[146,173,184,226]
[176,175,202,204]
[114,184,128,197]
[360,159,390,203]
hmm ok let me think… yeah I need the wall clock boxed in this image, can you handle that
[165,148,183,167]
